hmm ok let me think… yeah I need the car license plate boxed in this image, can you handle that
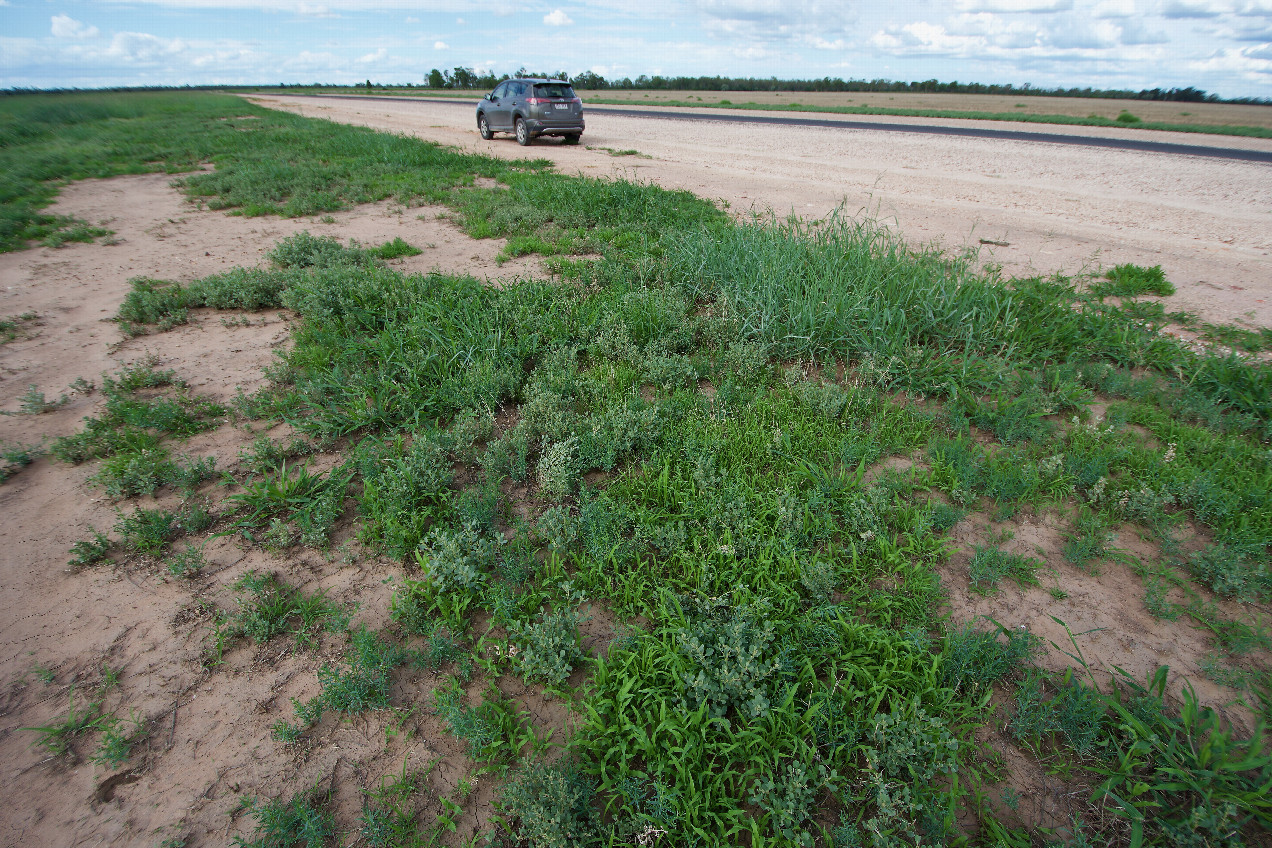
[554,103,569,110]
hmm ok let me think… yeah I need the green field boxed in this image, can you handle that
[5,91,1272,847]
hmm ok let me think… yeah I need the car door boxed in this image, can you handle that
[501,82,526,129]
[486,82,511,130]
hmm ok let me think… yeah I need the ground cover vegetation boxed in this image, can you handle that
[9,91,1272,846]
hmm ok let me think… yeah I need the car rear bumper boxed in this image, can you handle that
[526,117,584,134]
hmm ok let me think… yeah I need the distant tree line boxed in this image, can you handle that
[423,68,1269,105]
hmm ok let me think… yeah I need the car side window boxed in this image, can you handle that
[491,83,507,100]
[509,82,525,99]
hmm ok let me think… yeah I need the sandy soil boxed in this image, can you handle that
[0,101,1268,846]
[255,94,1272,330]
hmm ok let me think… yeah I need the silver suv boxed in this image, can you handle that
[476,78,584,146]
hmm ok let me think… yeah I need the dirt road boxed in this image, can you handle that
[254,94,1272,330]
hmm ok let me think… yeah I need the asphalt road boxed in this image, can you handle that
[325,94,1272,164]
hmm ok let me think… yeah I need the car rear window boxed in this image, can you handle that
[533,84,575,99]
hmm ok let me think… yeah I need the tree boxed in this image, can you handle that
[427,69,445,88]
[572,70,608,89]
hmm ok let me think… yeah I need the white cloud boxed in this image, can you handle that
[51,14,100,39]
[1161,0,1224,18]
[404,16,419,23]
[696,0,858,43]
[1044,17,1120,47]
[296,3,337,16]
[1189,43,1272,76]
[955,0,1072,11]
[872,21,972,55]
[1118,17,1169,42]
[946,13,1039,48]
[1092,0,1136,16]
[108,32,190,62]
[1229,19,1272,36]
[457,17,466,23]
[434,40,449,48]
[544,9,573,25]
[357,47,387,61]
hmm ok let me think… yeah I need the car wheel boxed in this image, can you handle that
[478,114,493,140]
[515,118,531,146]
[564,133,581,145]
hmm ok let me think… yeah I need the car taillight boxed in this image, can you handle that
[526,97,546,105]
[571,97,581,105]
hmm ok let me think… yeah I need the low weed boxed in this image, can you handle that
[115,506,182,555]
[1096,668,1272,843]
[91,709,146,768]
[370,237,423,259]
[228,459,348,548]
[50,362,223,464]
[15,384,68,414]
[278,628,410,735]
[1091,263,1174,298]
[234,790,334,848]
[497,760,602,848]
[0,311,38,344]
[967,546,1042,594]
[226,571,347,647]
[432,677,536,767]
[68,528,113,568]
[939,621,1039,696]
[23,690,108,758]
[1,440,43,481]
[510,606,587,686]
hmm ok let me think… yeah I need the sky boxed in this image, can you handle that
[1,0,1270,99]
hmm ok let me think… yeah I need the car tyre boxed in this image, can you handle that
[564,133,581,145]
[515,118,531,146]
[478,114,493,140]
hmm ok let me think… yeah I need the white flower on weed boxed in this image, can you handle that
[635,825,667,846]
[859,530,875,541]
[1089,476,1108,504]
[1040,455,1063,477]
[716,544,735,557]
[1163,442,1176,463]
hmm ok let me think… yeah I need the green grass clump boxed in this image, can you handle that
[1,440,43,482]
[432,677,534,767]
[223,571,347,647]
[370,236,423,259]
[0,312,38,344]
[234,790,333,848]
[939,621,1039,695]
[227,458,349,548]
[967,546,1042,594]
[22,690,108,757]
[50,362,223,465]
[1092,263,1175,298]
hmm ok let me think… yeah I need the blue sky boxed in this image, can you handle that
[1,1,1270,98]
